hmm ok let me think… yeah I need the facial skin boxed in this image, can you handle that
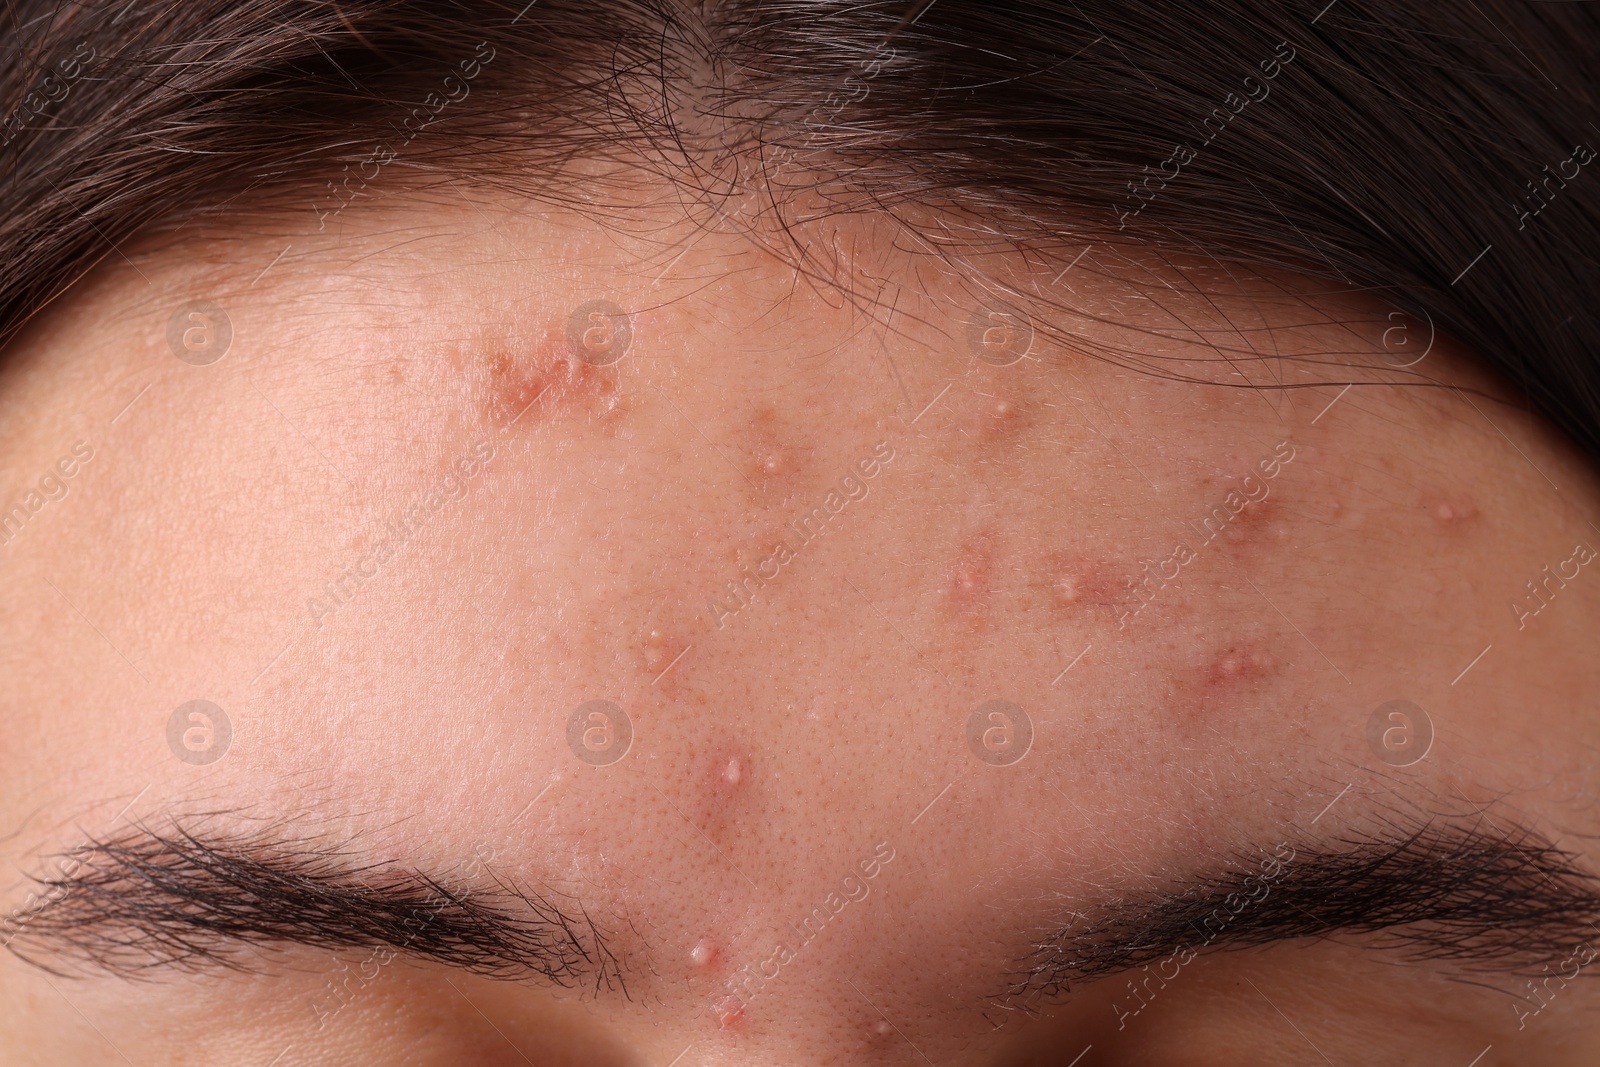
[0,188,1598,1067]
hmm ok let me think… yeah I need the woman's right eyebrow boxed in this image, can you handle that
[0,823,629,992]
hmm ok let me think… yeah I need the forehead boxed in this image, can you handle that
[1,195,1595,1050]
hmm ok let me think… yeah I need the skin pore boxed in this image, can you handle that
[0,184,1598,1066]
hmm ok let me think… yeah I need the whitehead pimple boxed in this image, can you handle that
[1426,495,1478,527]
[689,938,718,968]
[466,313,625,433]
[732,404,813,507]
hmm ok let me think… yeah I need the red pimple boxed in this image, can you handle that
[478,323,619,431]
[948,530,996,606]
[954,390,1036,454]
[1034,551,1127,619]
[712,995,746,1029]
[1202,644,1275,688]
[638,619,693,696]
[730,404,813,508]
[689,938,719,968]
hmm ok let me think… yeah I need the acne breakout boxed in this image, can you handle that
[706,441,896,629]
[1116,440,1296,628]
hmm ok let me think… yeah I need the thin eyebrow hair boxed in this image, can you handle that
[998,817,1600,1012]
[0,822,627,994]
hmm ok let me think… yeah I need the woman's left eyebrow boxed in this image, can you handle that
[998,815,1600,1012]
[1,823,629,993]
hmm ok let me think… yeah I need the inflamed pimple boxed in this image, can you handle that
[689,938,719,968]
[704,745,751,806]
[711,994,746,1030]
[730,403,814,507]
[687,743,755,844]
[1201,644,1276,689]
[946,390,1036,457]
[473,321,622,432]
[1036,552,1126,617]
[946,529,997,614]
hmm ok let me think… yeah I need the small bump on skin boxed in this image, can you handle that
[711,994,746,1030]
[1029,551,1128,622]
[704,745,751,810]
[689,938,719,968]
[637,620,693,696]
[947,530,996,609]
[1203,644,1276,688]
[467,321,623,433]
[730,404,815,508]
[1161,639,1283,730]
[1197,485,1289,562]
[684,742,758,848]
[947,389,1039,460]
[1426,495,1479,527]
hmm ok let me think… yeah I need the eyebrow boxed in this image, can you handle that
[1,823,625,993]
[997,817,1600,1012]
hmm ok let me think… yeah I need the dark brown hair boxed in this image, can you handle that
[2,1,1597,456]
